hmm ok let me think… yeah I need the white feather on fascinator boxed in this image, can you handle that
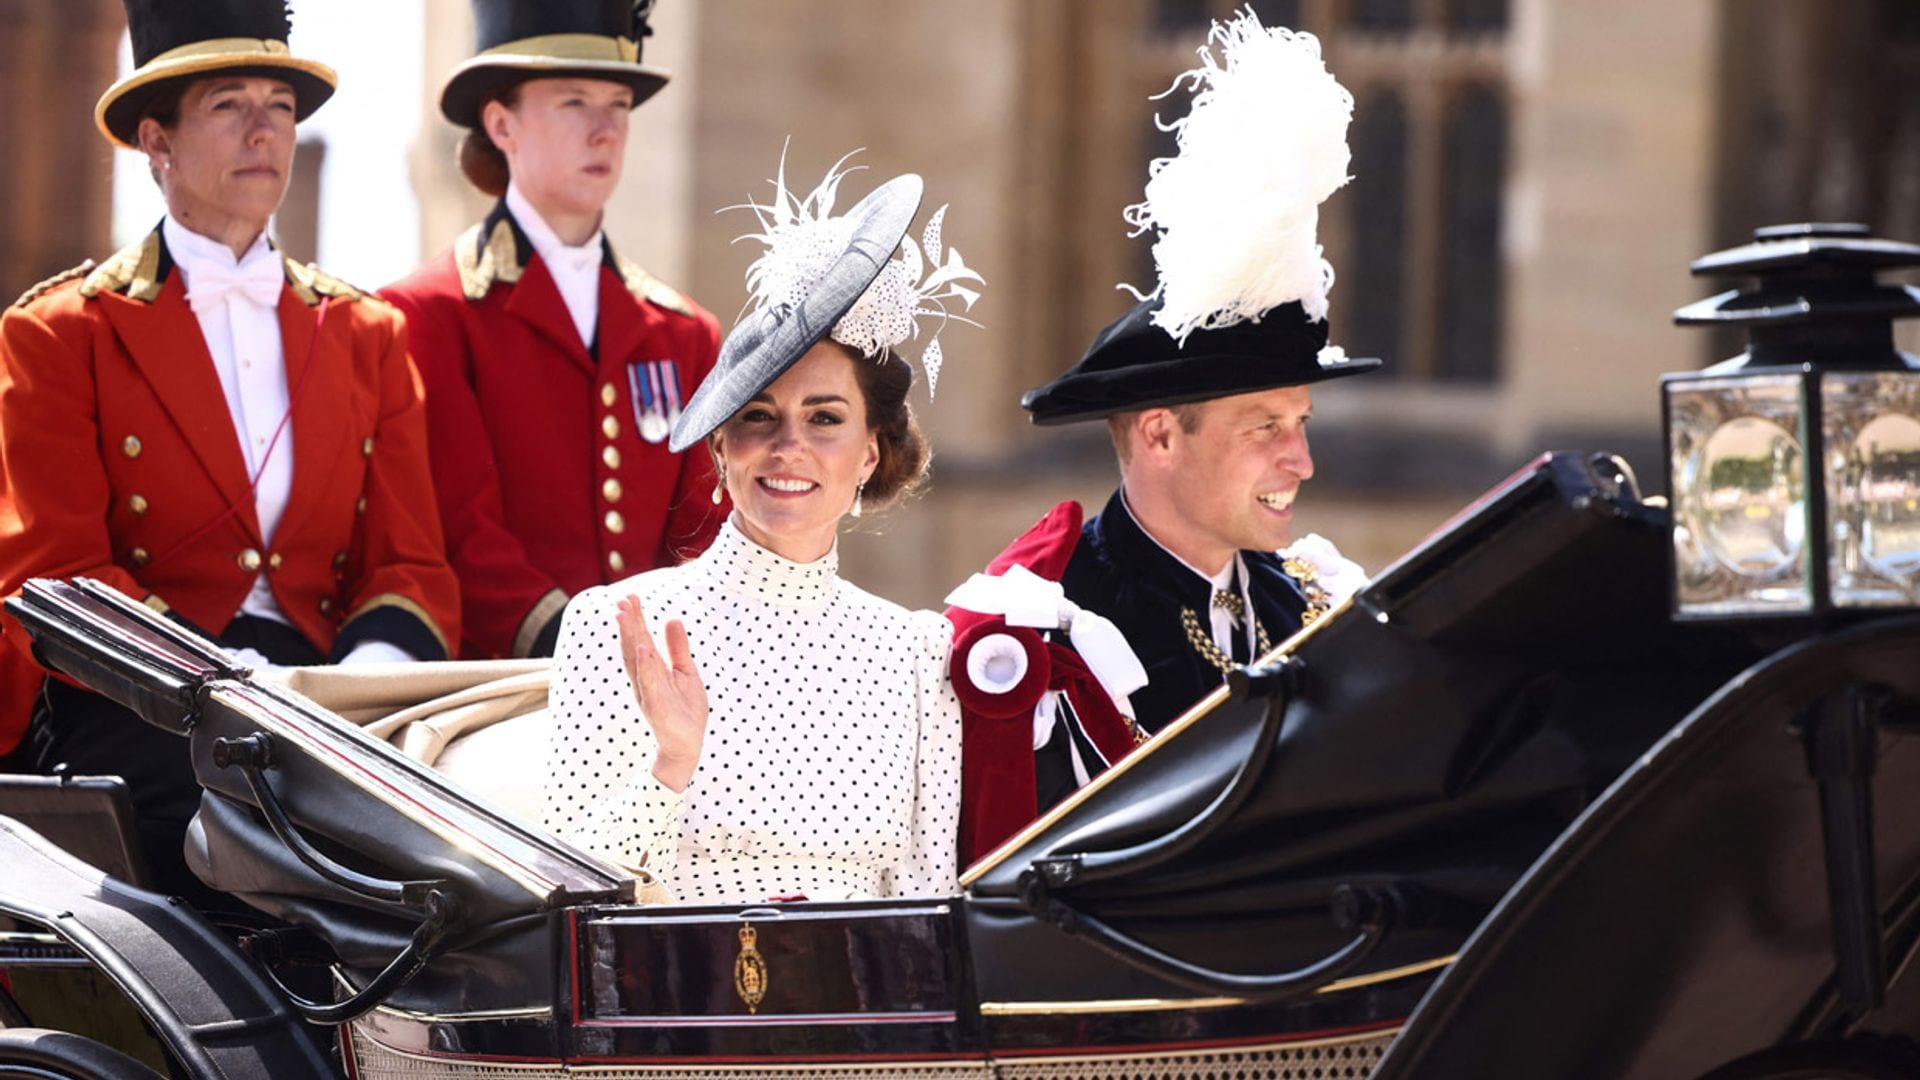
[1124,7,1355,344]
[732,149,985,393]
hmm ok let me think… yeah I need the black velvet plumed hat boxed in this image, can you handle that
[1022,297,1379,425]
[440,0,671,129]
[96,0,337,149]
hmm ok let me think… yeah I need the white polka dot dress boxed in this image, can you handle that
[543,519,963,904]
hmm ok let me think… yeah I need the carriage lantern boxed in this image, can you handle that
[1666,222,1920,620]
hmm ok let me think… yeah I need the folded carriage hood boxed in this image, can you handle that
[7,579,635,1013]
[961,452,1764,1001]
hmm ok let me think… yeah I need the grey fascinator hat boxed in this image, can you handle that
[669,151,984,452]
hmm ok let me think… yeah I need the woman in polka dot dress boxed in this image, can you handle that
[542,153,984,904]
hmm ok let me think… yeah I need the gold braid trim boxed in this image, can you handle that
[454,219,523,301]
[614,252,695,317]
[345,592,451,658]
[285,258,380,308]
[80,232,163,302]
[14,261,94,308]
[512,588,569,659]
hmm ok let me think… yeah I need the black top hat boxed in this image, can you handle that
[669,174,926,453]
[95,0,337,149]
[440,0,672,129]
[1021,297,1381,425]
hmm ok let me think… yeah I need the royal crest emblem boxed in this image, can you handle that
[733,923,768,1014]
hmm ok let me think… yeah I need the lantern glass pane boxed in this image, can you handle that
[1667,374,1811,615]
[1823,371,1920,608]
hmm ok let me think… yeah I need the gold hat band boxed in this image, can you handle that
[93,37,338,149]
[478,33,638,66]
[148,37,294,64]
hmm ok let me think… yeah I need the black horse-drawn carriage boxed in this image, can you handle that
[3,226,1920,1079]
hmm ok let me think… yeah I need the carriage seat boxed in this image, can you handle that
[270,660,553,822]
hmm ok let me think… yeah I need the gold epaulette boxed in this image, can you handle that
[285,258,385,308]
[13,260,95,308]
[616,253,695,318]
[80,232,164,302]
[454,218,523,301]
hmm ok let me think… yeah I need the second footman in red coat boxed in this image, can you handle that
[381,0,725,659]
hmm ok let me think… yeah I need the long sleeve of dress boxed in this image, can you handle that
[542,587,684,876]
[889,610,964,896]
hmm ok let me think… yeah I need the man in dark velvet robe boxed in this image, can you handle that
[946,295,1379,862]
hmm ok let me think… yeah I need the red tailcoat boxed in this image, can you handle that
[380,205,725,659]
[0,230,461,753]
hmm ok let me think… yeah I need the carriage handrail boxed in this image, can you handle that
[1027,655,1297,891]
[250,886,465,1025]
[1017,869,1396,999]
[1010,654,1403,1000]
[211,732,453,907]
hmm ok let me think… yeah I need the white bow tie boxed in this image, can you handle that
[186,252,283,315]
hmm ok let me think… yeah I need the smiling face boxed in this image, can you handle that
[1122,384,1316,573]
[483,77,631,238]
[710,343,881,564]
[138,76,297,253]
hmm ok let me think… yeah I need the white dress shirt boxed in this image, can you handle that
[166,215,293,628]
[165,217,414,666]
[506,182,605,351]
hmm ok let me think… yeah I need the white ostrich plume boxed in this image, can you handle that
[1123,7,1354,344]
[731,147,984,395]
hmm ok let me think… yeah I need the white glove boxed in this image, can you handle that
[223,645,288,678]
[339,640,415,666]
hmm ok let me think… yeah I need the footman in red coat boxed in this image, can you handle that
[381,0,725,660]
[0,0,459,903]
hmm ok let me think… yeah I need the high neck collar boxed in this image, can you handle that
[163,214,274,273]
[505,182,605,269]
[700,518,839,609]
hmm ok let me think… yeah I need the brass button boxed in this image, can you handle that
[600,382,617,407]
[602,478,623,502]
[238,548,262,572]
[319,598,334,615]
[332,550,348,569]
[602,445,622,469]
[355,496,368,515]
[267,552,283,571]
[121,435,143,458]
[129,547,150,567]
[127,494,149,515]
[608,550,626,574]
[604,510,626,534]
[601,415,620,440]
[361,436,375,458]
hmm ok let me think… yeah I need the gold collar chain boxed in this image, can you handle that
[1281,557,1334,627]
[1179,556,1333,676]
[1179,606,1272,677]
